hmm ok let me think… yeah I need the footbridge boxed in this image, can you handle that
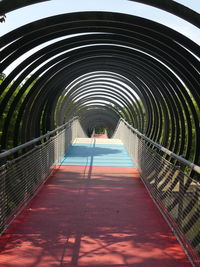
[0,0,200,266]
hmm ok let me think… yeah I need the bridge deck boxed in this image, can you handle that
[0,138,191,266]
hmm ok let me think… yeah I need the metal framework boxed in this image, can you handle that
[0,1,200,264]
[0,117,86,236]
[0,0,199,27]
[114,119,200,266]
[0,8,199,174]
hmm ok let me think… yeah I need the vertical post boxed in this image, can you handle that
[0,166,6,234]
[177,165,185,229]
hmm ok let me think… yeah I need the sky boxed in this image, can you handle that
[0,0,200,44]
[0,0,199,75]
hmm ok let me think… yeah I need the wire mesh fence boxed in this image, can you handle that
[114,119,200,267]
[0,118,86,236]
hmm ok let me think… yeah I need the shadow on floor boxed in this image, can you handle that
[0,166,191,267]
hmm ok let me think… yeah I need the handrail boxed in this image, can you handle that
[120,118,200,174]
[0,117,78,160]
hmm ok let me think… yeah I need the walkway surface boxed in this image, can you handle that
[0,138,191,266]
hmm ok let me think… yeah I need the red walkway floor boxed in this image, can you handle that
[0,165,191,266]
[92,134,107,138]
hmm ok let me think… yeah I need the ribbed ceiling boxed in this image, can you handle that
[0,1,199,168]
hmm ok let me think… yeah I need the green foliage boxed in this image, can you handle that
[0,76,39,149]
[95,127,105,134]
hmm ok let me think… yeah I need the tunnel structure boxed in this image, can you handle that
[0,1,200,265]
[0,7,200,163]
[0,1,200,177]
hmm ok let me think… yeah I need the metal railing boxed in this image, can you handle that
[0,117,86,236]
[113,118,200,267]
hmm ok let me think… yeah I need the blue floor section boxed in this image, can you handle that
[61,142,136,167]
